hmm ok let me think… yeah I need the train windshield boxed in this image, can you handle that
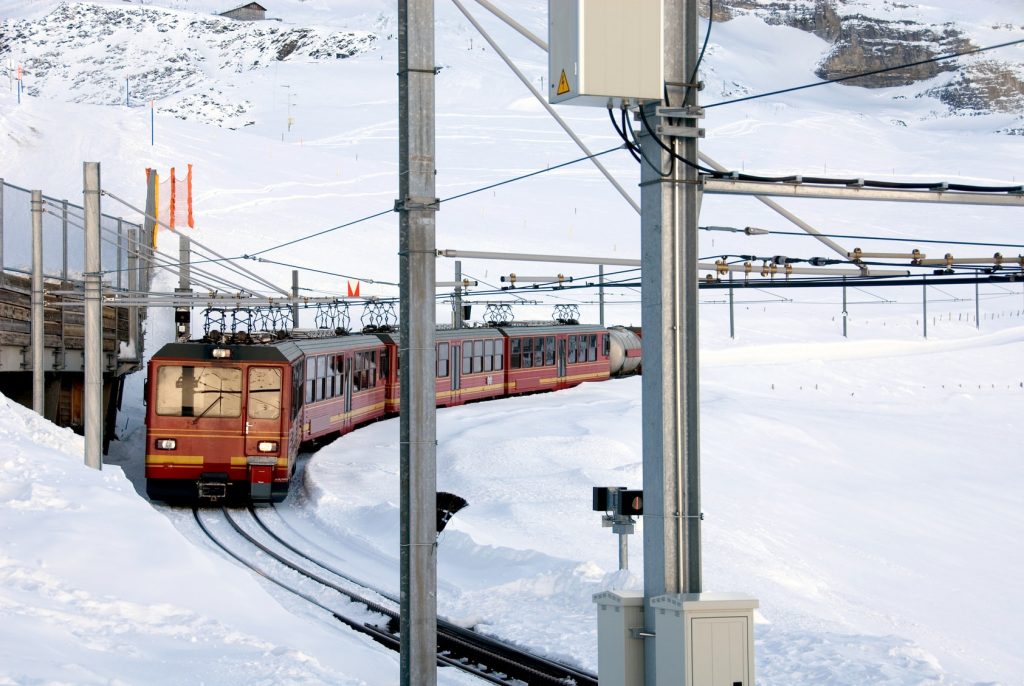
[155,365,242,418]
[247,367,282,420]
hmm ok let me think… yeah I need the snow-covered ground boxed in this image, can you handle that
[1,0,1023,684]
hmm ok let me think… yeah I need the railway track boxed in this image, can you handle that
[192,505,597,685]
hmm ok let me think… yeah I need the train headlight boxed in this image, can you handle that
[155,438,177,450]
[212,348,232,359]
[257,441,279,453]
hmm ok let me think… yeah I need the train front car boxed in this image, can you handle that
[145,338,301,503]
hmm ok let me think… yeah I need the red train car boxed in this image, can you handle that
[501,324,611,394]
[145,323,640,503]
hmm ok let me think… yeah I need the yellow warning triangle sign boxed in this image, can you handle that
[556,69,570,95]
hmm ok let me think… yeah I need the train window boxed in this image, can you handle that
[370,350,378,387]
[437,343,449,377]
[472,340,483,373]
[510,338,521,369]
[381,348,391,381]
[483,339,493,372]
[545,336,555,366]
[603,334,610,357]
[521,337,533,368]
[248,367,282,420]
[568,335,577,363]
[493,339,503,371]
[462,344,471,375]
[156,365,241,417]
[333,356,343,396]
[316,355,328,401]
[533,337,544,366]
[588,335,598,362]
[305,358,316,404]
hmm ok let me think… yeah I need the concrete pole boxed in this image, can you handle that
[0,178,5,284]
[61,199,69,281]
[728,271,735,339]
[398,1,438,684]
[83,162,103,470]
[975,277,980,329]
[842,276,848,338]
[175,235,192,342]
[599,265,605,327]
[31,190,44,415]
[923,277,928,339]
[618,532,628,571]
[454,260,463,329]
[128,229,139,358]
[639,5,702,684]
[291,269,300,328]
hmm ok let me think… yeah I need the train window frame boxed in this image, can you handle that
[493,339,503,371]
[545,336,555,366]
[483,339,493,372]
[292,363,303,418]
[305,357,316,404]
[521,337,533,368]
[510,338,521,369]
[568,335,577,363]
[462,344,472,375]
[588,334,598,362]
[472,340,484,373]
[437,342,450,378]
[603,334,610,357]
[155,364,242,418]
[316,355,328,401]
[247,367,282,420]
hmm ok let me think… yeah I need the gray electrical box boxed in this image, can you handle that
[594,590,645,686]
[548,0,663,107]
[650,593,758,686]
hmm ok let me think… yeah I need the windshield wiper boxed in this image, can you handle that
[191,394,224,424]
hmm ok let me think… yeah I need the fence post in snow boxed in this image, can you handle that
[31,190,44,415]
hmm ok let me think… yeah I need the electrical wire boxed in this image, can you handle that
[700,225,1024,251]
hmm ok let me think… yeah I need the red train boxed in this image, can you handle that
[144,323,642,503]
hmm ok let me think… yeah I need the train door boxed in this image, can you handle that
[452,345,461,392]
[244,366,284,500]
[344,356,354,416]
[557,338,567,379]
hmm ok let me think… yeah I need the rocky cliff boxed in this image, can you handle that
[699,0,1024,128]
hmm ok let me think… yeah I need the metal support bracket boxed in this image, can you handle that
[629,628,656,640]
[394,197,440,212]
[657,124,705,138]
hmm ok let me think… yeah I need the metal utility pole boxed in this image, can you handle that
[599,265,605,326]
[31,190,44,415]
[454,260,463,329]
[83,162,103,470]
[398,1,438,684]
[292,270,300,328]
[638,0,702,682]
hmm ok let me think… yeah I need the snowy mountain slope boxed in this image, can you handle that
[1,2,376,126]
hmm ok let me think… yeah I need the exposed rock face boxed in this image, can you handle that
[815,15,971,88]
[700,0,1024,123]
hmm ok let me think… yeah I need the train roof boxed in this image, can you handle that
[152,340,304,363]
[497,324,607,336]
